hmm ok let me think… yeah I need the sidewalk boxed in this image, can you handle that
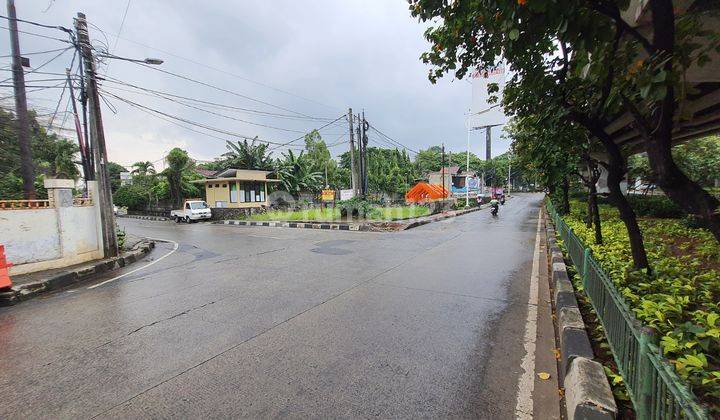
[0,235,155,306]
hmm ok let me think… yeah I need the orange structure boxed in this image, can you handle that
[0,245,13,290]
[405,182,450,203]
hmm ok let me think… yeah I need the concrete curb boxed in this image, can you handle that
[214,205,484,233]
[0,240,156,306]
[118,214,168,222]
[545,213,617,419]
[215,219,363,231]
[402,205,483,230]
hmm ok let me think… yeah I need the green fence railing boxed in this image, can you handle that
[545,200,708,420]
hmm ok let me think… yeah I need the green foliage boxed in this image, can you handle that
[0,107,81,198]
[106,162,127,193]
[626,195,683,219]
[338,197,379,219]
[113,184,149,211]
[221,137,273,170]
[562,200,720,410]
[116,227,126,251]
[162,148,193,208]
[276,150,323,197]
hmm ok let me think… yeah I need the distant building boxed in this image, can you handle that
[119,172,133,186]
[426,166,479,194]
[192,168,281,209]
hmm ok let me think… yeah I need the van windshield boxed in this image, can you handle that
[189,202,208,209]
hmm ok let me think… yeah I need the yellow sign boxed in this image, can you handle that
[321,189,335,202]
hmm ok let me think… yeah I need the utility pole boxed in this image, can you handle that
[441,142,446,197]
[485,126,492,161]
[66,68,91,184]
[361,112,369,198]
[348,108,358,197]
[507,155,511,195]
[356,118,363,197]
[6,0,36,199]
[465,126,471,207]
[75,13,118,258]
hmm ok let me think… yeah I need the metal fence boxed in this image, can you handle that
[545,201,708,420]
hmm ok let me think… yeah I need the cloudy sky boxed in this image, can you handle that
[1,1,510,170]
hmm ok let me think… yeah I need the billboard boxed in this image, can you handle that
[469,66,508,128]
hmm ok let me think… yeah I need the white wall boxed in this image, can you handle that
[0,181,104,275]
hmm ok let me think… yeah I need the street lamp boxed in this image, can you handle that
[96,53,164,65]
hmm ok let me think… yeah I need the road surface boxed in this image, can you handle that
[0,193,558,418]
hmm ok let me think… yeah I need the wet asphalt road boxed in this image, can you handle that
[0,193,547,419]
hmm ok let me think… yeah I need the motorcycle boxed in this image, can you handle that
[490,203,499,216]
[500,196,506,205]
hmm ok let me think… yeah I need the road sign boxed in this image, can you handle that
[340,189,354,201]
[321,189,335,202]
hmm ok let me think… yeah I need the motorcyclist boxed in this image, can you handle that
[490,197,500,216]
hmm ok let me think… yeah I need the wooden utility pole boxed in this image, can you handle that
[66,68,92,183]
[75,13,118,257]
[348,108,358,197]
[485,126,491,161]
[6,0,36,199]
[361,111,369,198]
[441,142,446,196]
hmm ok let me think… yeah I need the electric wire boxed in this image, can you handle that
[129,61,321,119]
[96,30,340,112]
[0,25,71,43]
[101,89,314,148]
[98,77,334,121]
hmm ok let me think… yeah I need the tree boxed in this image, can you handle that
[0,107,82,199]
[222,137,273,170]
[163,148,192,208]
[410,0,720,244]
[276,150,322,198]
[303,129,337,188]
[106,162,127,193]
[131,161,156,176]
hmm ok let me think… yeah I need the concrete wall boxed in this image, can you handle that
[0,180,104,275]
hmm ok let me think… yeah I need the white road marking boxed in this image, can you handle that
[87,238,179,289]
[514,208,542,419]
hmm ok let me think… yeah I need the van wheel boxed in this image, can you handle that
[174,216,181,223]
[184,216,191,223]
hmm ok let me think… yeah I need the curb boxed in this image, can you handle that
[118,214,168,222]
[403,205,483,230]
[0,240,156,306]
[545,214,617,419]
[214,219,363,231]
[214,205,484,232]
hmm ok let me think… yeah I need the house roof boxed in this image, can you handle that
[427,166,460,177]
[195,168,216,178]
[405,182,450,202]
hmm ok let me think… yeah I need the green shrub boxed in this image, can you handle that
[626,195,684,218]
[113,184,149,211]
[560,199,720,411]
[338,197,379,219]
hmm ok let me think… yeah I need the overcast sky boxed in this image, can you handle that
[1,1,511,170]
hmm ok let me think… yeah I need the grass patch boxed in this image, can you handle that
[247,205,430,222]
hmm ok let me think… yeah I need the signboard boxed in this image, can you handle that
[469,66,508,128]
[339,189,354,201]
[321,189,335,202]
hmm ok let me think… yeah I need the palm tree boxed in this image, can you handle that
[162,148,191,208]
[276,150,322,198]
[51,139,80,179]
[131,161,156,176]
[222,137,273,170]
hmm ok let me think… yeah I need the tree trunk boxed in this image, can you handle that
[638,0,720,242]
[586,190,594,228]
[561,176,570,215]
[589,182,603,245]
[605,152,650,271]
[571,112,650,271]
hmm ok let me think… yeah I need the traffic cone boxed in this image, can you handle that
[0,245,13,290]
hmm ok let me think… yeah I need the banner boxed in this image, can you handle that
[470,66,508,128]
[339,189,354,201]
[321,189,335,202]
